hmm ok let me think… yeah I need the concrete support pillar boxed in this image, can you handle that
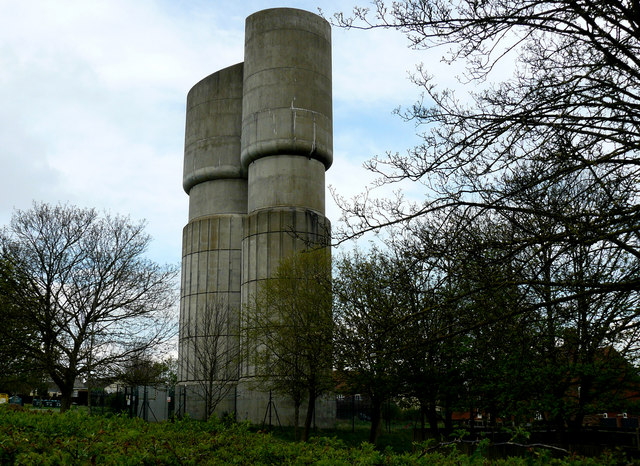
[240,7,332,303]
[235,7,333,424]
[178,63,245,418]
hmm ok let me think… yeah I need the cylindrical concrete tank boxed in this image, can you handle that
[177,8,334,427]
[239,6,332,305]
[241,7,332,171]
[179,63,246,417]
[183,63,246,219]
[241,8,332,215]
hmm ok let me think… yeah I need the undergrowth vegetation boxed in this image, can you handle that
[0,406,632,465]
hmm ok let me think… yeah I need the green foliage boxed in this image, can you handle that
[507,426,531,444]
[333,248,415,444]
[0,406,630,465]
[116,354,176,387]
[0,256,45,393]
[245,248,333,440]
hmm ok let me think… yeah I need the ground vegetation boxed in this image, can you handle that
[0,406,629,464]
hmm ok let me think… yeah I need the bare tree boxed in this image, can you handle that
[180,296,241,420]
[0,202,178,411]
[329,4,640,429]
[332,1,640,263]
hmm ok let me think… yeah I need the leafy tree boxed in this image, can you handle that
[116,353,172,387]
[333,248,413,444]
[372,230,461,437]
[384,242,443,437]
[387,182,640,430]
[505,169,640,429]
[0,257,45,394]
[158,356,179,386]
[0,202,178,411]
[395,213,535,432]
[180,296,241,421]
[245,248,333,441]
[452,234,535,428]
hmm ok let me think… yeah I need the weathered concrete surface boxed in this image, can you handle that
[179,63,245,388]
[238,8,333,427]
[183,63,246,195]
[178,8,334,427]
[241,7,332,170]
[247,156,326,213]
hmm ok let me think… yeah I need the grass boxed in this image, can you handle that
[261,418,415,452]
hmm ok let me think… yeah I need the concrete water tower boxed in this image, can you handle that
[178,8,333,425]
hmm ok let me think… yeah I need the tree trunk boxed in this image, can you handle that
[568,375,592,431]
[302,389,316,442]
[443,394,453,434]
[51,371,75,413]
[294,401,300,441]
[369,398,383,445]
[426,402,440,438]
[59,384,74,412]
[206,379,214,421]
[488,402,497,427]
[87,380,92,415]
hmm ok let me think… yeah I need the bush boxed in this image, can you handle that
[0,406,634,465]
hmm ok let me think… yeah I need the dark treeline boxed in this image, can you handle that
[333,210,640,444]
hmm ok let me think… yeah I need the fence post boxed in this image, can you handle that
[352,396,355,433]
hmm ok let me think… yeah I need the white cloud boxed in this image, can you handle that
[333,27,422,108]
[0,0,435,264]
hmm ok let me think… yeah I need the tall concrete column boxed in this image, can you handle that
[178,63,246,417]
[237,8,333,424]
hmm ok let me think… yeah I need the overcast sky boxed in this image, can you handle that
[0,0,442,265]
